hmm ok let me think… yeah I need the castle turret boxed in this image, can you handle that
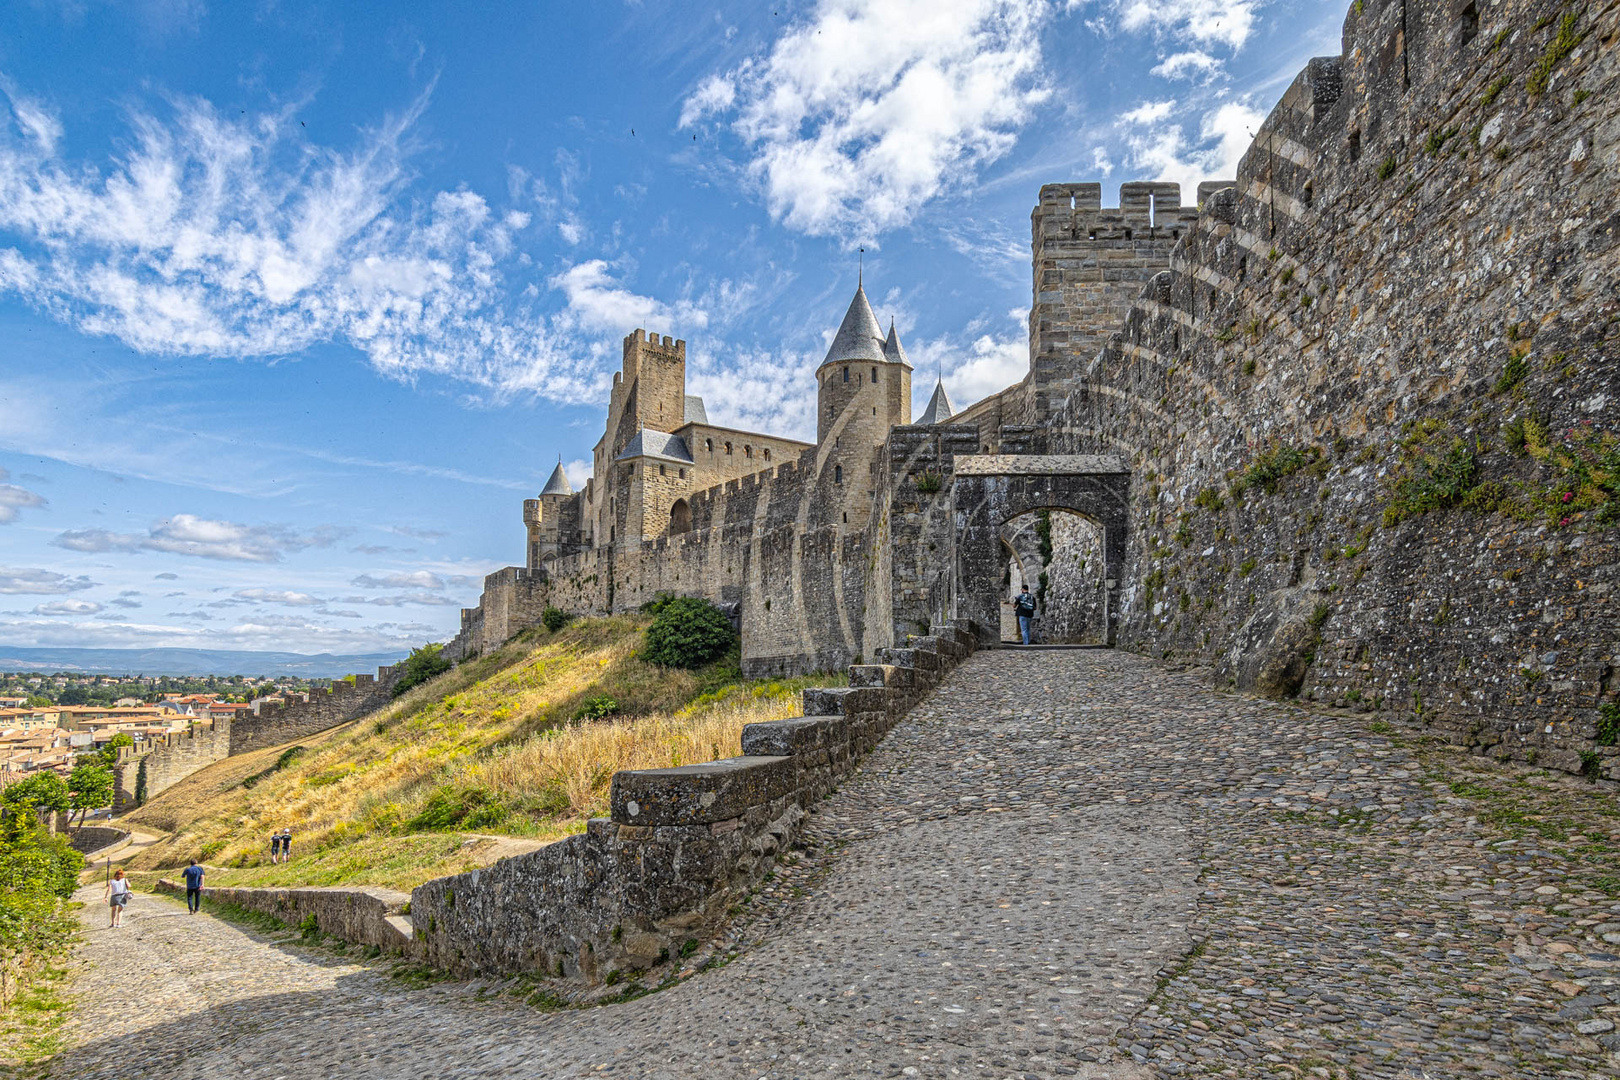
[528,458,575,571]
[918,378,954,424]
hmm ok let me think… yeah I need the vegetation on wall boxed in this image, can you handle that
[391,643,452,699]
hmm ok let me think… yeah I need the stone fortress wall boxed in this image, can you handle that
[1042,0,1620,777]
[110,664,403,811]
[450,0,1619,779]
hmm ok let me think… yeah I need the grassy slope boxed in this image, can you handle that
[120,616,842,889]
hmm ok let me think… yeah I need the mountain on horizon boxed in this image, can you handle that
[0,646,409,678]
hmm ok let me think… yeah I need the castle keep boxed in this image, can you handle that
[453,0,1620,782]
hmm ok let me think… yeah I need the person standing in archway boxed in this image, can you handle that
[1014,584,1037,646]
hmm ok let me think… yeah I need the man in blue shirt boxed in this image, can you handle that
[1014,585,1037,645]
[182,859,205,914]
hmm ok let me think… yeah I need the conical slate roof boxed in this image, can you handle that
[822,285,887,366]
[918,379,954,425]
[882,319,911,367]
[540,459,572,496]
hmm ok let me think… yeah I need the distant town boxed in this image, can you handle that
[0,671,321,788]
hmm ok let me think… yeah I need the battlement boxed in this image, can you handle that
[622,328,686,358]
[523,499,541,526]
[1034,181,1227,235]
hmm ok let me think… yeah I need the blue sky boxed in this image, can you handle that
[0,0,1344,656]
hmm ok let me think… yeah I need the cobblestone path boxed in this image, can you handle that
[49,652,1620,1079]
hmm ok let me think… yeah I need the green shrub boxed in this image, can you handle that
[1527,11,1583,96]
[0,810,85,978]
[404,785,506,832]
[914,471,944,494]
[542,606,572,632]
[391,643,452,698]
[642,597,737,669]
[637,594,675,616]
[1232,443,1322,497]
[574,695,619,722]
[1598,703,1620,748]
[1383,423,1480,526]
[1494,352,1530,394]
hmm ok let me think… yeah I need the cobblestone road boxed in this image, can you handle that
[48,652,1620,1079]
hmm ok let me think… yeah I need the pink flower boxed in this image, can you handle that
[1562,491,1574,503]
[1560,516,1571,526]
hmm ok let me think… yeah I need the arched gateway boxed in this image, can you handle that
[950,455,1130,647]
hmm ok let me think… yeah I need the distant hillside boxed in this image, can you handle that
[0,646,407,678]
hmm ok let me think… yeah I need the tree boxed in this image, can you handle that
[97,732,134,765]
[642,597,737,669]
[390,643,452,698]
[67,762,114,827]
[25,695,52,709]
[1,773,71,830]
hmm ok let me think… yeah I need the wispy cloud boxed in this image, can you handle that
[351,570,445,590]
[0,566,97,594]
[1122,99,1262,194]
[680,0,1055,243]
[0,468,46,523]
[33,598,102,615]
[0,82,698,403]
[53,514,347,563]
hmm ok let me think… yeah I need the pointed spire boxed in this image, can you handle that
[918,378,954,425]
[882,318,910,368]
[822,283,887,366]
[540,457,572,497]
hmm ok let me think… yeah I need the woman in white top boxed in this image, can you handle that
[104,868,132,927]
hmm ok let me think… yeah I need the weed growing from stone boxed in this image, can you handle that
[1526,10,1583,96]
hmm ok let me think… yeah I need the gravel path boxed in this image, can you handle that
[48,651,1620,1078]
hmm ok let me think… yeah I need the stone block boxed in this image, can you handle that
[740,716,844,757]
[803,686,892,716]
[610,756,793,826]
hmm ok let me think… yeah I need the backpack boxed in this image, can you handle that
[1014,593,1036,616]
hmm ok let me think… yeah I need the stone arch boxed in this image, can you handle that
[669,499,692,534]
[998,508,1107,644]
[950,455,1129,646]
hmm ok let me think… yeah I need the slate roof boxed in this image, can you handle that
[918,379,954,425]
[683,395,709,425]
[540,460,572,496]
[882,319,911,367]
[615,429,695,463]
[822,285,887,366]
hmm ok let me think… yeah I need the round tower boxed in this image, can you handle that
[815,284,912,444]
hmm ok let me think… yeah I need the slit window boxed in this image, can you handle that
[842,365,849,383]
[834,465,843,484]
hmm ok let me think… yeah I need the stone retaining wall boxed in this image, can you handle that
[408,620,977,983]
[154,878,413,953]
[68,826,130,857]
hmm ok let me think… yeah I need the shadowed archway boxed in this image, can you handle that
[950,455,1130,646]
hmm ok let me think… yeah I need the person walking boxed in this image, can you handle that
[1014,584,1037,646]
[280,828,293,862]
[105,869,132,928]
[182,859,205,914]
[268,829,281,864]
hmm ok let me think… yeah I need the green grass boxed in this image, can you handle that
[0,963,75,1070]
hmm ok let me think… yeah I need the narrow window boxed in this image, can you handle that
[843,365,849,383]
[842,512,848,523]
[872,367,878,382]
[744,445,752,459]
[835,465,843,484]
[763,449,770,462]
[659,464,666,476]
[1456,2,1478,46]
[724,442,732,455]
[705,438,713,452]
[679,468,687,479]
[1347,129,1361,162]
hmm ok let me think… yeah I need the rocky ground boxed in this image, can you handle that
[38,651,1620,1079]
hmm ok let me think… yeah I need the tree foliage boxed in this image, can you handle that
[0,808,84,970]
[391,643,453,698]
[1,772,70,817]
[641,597,737,669]
[68,762,114,825]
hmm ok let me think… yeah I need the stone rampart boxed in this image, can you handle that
[154,879,413,953]
[111,721,231,812]
[1041,0,1620,776]
[408,620,976,984]
[230,666,402,755]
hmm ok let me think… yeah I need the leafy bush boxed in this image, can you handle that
[914,471,944,494]
[574,695,619,721]
[542,606,572,632]
[1232,443,1323,497]
[1598,703,1620,748]
[642,597,738,669]
[391,643,452,698]
[637,593,676,616]
[1,772,70,817]
[0,809,84,977]
[1383,423,1480,527]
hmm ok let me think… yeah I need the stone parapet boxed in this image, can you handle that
[405,619,976,984]
[154,879,413,953]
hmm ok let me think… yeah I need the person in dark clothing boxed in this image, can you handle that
[1014,584,1037,645]
[182,859,205,913]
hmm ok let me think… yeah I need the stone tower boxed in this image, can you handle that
[815,285,912,529]
[526,459,573,570]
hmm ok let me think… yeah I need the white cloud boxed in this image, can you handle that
[351,570,444,590]
[1151,50,1222,80]
[550,260,708,337]
[1124,100,1263,194]
[233,588,321,606]
[337,592,462,607]
[33,599,102,615]
[919,310,1031,408]
[0,83,689,404]
[1091,146,1115,176]
[563,458,592,490]
[52,514,347,563]
[0,566,97,594]
[681,0,1055,242]
[0,467,46,523]
[1120,99,1177,125]
[1113,0,1257,51]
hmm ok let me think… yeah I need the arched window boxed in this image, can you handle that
[679,468,687,479]
[724,442,732,455]
[705,438,713,453]
[763,449,770,462]
[659,464,667,476]
[835,465,843,484]
[670,499,692,534]
[744,445,752,459]
[871,367,878,382]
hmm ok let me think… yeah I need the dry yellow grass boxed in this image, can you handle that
[120,616,842,888]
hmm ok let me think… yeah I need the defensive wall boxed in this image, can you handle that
[1039,0,1620,775]
[154,879,414,953]
[110,664,404,811]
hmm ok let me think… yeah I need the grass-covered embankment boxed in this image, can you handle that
[121,615,842,889]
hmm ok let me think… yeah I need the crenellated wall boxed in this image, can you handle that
[229,667,401,755]
[111,721,231,811]
[1040,0,1620,776]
